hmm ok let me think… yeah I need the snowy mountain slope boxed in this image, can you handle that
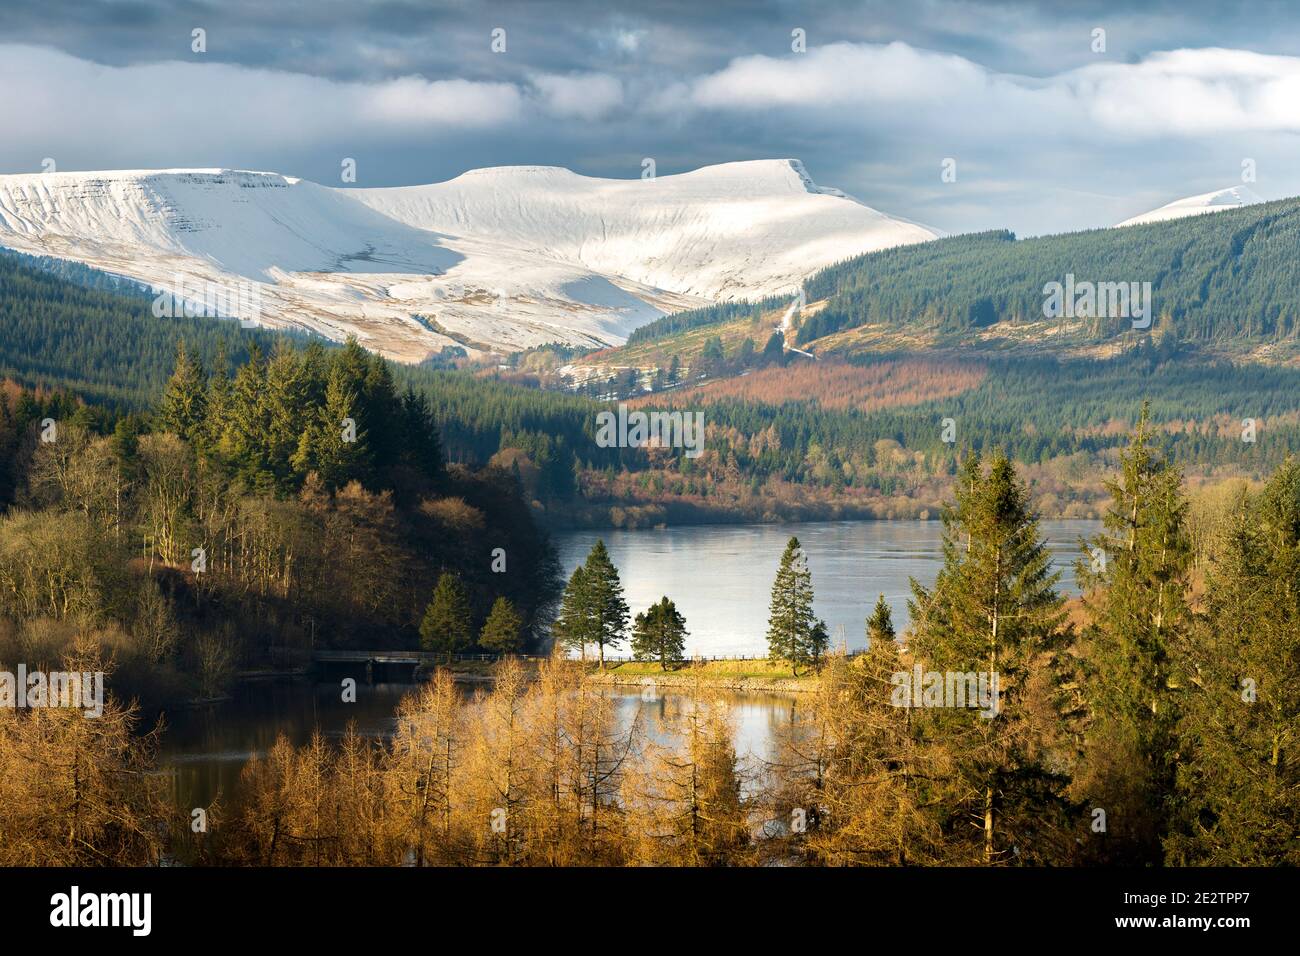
[1116,185,1264,227]
[0,162,937,362]
[350,159,939,301]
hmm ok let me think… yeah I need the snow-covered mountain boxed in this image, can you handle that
[351,160,937,301]
[0,160,937,362]
[1116,186,1264,227]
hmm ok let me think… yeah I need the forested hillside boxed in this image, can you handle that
[0,338,561,707]
[625,195,1300,355]
[0,248,624,504]
[10,231,1300,531]
[800,197,1300,345]
[626,294,789,346]
[0,248,291,407]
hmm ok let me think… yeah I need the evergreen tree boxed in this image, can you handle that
[420,572,474,662]
[808,619,830,667]
[262,340,307,492]
[866,593,896,647]
[631,596,688,669]
[761,331,786,365]
[550,545,629,667]
[294,359,368,490]
[1074,403,1191,863]
[908,451,1071,863]
[766,536,817,674]
[158,340,206,444]
[224,344,276,491]
[552,565,594,661]
[203,341,231,457]
[1166,459,1300,864]
[479,596,524,655]
[398,387,444,484]
[362,351,401,473]
[581,541,629,668]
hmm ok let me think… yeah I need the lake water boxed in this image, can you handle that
[553,519,1100,657]
[159,681,799,809]
[159,518,1100,809]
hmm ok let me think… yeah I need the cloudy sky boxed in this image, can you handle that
[2,0,1299,235]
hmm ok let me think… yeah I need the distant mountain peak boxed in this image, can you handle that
[0,160,937,361]
[1116,185,1264,227]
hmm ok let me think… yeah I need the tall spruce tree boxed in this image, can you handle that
[1074,403,1191,863]
[293,360,368,490]
[1166,459,1300,864]
[866,593,896,647]
[158,340,206,445]
[224,343,277,491]
[767,536,817,674]
[420,572,474,662]
[262,341,307,492]
[631,596,688,669]
[398,386,444,485]
[203,341,231,457]
[908,450,1072,863]
[551,544,629,667]
[580,540,628,668]
[479,596,525,655]
[553,564,594,661]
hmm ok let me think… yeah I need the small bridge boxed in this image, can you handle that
[313,650,448,665]
[308,649,457,682]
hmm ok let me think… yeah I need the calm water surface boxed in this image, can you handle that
[160,519,1099,808]
[554,519,1100,656]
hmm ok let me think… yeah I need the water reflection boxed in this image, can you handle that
[555,519,1099,656]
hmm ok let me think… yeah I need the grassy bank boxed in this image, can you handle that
[445,656,817,693]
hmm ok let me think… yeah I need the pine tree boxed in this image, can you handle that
[580,541,628,668]
[224,343,276,491]
[866,593,896,647]
[808,619,830,668]
[399,387,444,484]
[908,450,1071,864]
[631,596,688,669]
[420,572,474,662]
[158,340,206,444]
[552,565,593,662]
[1074,403,1191,863]
[203,341,231,458]
[262,341,307,492]
[1166,459,1300,864]
[294,360,368,490]
[766,536,816,674]
[479,596,524,655]
[362,352,401,474]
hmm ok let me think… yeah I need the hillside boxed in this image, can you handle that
[7,241,1300,531]
[614,195,1300,372]
[352,160,938,301]
[0,161,936,362]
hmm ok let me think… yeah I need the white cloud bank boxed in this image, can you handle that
[659,41,1300,139]
[2,39,1299,235]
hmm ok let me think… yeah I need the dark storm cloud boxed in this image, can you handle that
[2,1,1300,236]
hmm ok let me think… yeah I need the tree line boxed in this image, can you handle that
[0,341,561,707]
[6,409,1294,865]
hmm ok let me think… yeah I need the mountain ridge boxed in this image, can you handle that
[0,161,936,362]
[1116,185,1264,227]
